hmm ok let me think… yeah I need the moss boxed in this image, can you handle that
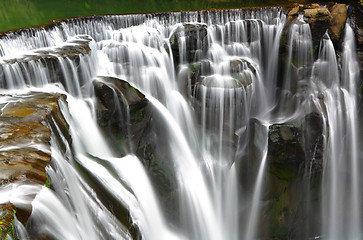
[132,109,144,122]
[0,208,16,239]
[149,156,172,194]
[45,177,51,188]
[128,86,137,93]
[8,217,15,239]
[312,44,319,54]
[188,62,201,73]
[270,163,295,181]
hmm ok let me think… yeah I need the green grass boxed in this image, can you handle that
[0,0,274,33]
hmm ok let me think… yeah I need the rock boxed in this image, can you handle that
[93,76,152,155]
[192,58,256,90]
[178,60,213,98]
[303,8,331,19]
[170,23,209,67]
[310,3,322,9]
[0,35,92,64]
[0,93,67,185]
[259,112,325,239]
[93,76,178,224]
[268,122,304,166]
[349,3,363,96]
[349,3,363,49]
[0,203,15,239]
[190,57,257,143]
[0,92,68,232]
[328,3,347,43]
[288,6,299,16]
[286,4,335,48]
[267,112,324,172]
[0,35,94,92]
[303,7,332,47]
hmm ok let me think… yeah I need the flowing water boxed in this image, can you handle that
[0,7,361,240]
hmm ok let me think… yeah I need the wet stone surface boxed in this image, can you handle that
[0,92,67,232]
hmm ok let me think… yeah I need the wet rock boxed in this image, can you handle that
[244,112,325,238]
[349,3,363,96]
[0,35,92,64]
[0,92,68,232]
[267,112,324,173]
[0,35,94,91]
[350,3,363,49]
[268,122,304,166]
[303,7,332,47]
[260,112,325,239]
[0,149,51,185]
[303,8,331,19]
[286,4,334,48]
[93,76,178,225]
[192,58,256,90]
[179,57,256,99]
[288,6,299,16]
[93,76,152,155]
[0,203,15,239]
[170,23,209,67]
[328,3,347,43]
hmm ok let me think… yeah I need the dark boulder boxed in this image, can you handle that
[349,3,363,49]
[93,76,152,155]
[267,112,324,176]
[169,23,209,67]
[262,112,325,239]
[349,3,363,97]
[93,76,178,224]
[244,112,325,239]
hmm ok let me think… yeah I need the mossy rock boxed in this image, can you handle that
[93,76,152,155]
[260,112,325,239]
[0,203,15,239]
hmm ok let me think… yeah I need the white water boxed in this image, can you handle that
[0,7,360,240]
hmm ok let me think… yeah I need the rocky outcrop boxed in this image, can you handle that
[0,35,94,92]
[286,3,347,47]
[93,76,152,155]
[267,112,324,173]
[0,35,92,65]
[329,3,347,43]
[349,3,363,98]
[93,76,178,224]
[263,112,325,238]
[190,57,256,143]
[244,112,325,239]
[0,92,68,234]
[0,203,15,239]
[169,23,209,67]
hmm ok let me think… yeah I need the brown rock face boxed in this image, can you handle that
[303,8,331,19]
[329,3,347,43]
[0,92,67,231]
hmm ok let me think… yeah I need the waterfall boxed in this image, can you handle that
[0,6,361,240]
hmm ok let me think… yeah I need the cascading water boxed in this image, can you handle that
[0,5,361,240]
